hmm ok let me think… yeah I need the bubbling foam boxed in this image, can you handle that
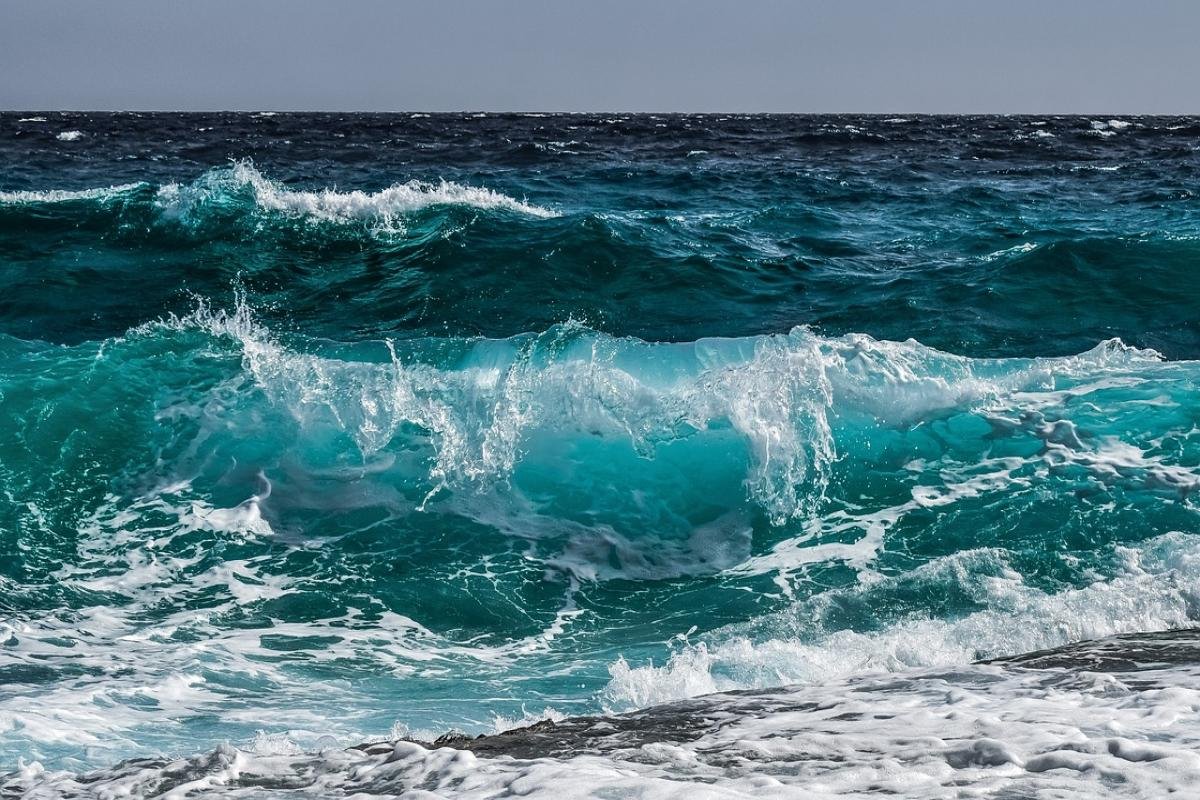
[601,532,1200,710]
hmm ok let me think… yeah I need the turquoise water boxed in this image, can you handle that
[3,113,1200,772]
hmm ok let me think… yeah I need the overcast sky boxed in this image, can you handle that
[2,0,1198,112]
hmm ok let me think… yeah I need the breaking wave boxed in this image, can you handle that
[0,161,558,236]
[140,296,1171,527]
[0,182,146,204]
[4,293,1200,777]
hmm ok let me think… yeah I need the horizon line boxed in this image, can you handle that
[3,109,1196,116]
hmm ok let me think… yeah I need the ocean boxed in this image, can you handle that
[2,112,1200,798]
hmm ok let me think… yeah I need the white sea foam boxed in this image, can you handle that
[0,183,144,204]
[0,464,592,767]
[1088,120,1118,138]
[981,241,1038,261]
[489,706,567,735]
[56,130,84,141]
[601,531,1200,710]
[0,485,481,758]
[10,643,1200,798]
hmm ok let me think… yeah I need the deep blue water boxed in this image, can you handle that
[3,113,1200,773]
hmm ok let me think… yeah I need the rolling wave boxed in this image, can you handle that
[122,297,1177,526]
[4,295,1200,773]
[0,161,557,236]
[0,182,147,204]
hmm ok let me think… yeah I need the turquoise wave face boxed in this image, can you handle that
[2,114,1200,771]
[4,299,1200,765]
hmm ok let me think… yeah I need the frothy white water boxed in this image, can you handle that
[0,486,489,759]
[602,532,1200,710]
[0,183,145,204]
[0,475,588,768]
[154,161,558,233]
[10,654,1200,799]
[55,130,84,142]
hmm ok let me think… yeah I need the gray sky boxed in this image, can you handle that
[2,0,1198,112]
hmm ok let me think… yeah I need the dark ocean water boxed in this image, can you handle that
[3,113,1200,797]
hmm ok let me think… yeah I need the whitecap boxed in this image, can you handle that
[0,182,145,204]
[154,161,559,233]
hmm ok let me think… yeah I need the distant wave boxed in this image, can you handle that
[0,182,146,204]
[155,161,559,230]
[0,161,558,236]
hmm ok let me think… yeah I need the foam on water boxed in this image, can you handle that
[9,636,1200,798]
[602,532,1200,709]
[0,182,146,204]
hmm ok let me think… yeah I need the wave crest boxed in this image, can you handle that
[0,162,557,237]
[0,183,146,204]
[143,297,1168,528]
[154,161,558,232]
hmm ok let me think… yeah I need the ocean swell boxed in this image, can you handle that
[0,161,557,238]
